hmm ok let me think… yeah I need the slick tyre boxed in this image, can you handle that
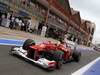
[72,50,81,62]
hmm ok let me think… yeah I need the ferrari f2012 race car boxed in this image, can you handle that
[10,39,81,70]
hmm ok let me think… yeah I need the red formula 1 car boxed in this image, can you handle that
[10,39,81,70]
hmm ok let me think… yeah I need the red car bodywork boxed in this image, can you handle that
[29,41,71,61]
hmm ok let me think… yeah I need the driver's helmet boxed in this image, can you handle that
[31,40,36,45]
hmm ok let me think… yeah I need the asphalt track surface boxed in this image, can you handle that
[0,45,100,75]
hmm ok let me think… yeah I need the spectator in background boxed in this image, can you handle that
[15,18,19,30]
[41,25,47,37]
[23,19,27,31]
[21,21,25,31]
[28,19,32,30]
[38,22,43,31]
[9,17,15,29]
[26,20,30,32]
[6,18,10,28]
[6,13,11,28]
[0,17,2,26]
[63,35,69,48]
[38,22,44,34]
[9,20,13,29]
[18,19,22,30]
[1,14,6,27]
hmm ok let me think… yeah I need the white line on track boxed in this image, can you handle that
[72,57,100,75]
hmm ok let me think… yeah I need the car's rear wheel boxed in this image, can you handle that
[23,39,35,50]
[72,50,81,62]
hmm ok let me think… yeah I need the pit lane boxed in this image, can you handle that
[0,45,100,75]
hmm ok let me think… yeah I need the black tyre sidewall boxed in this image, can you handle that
[72,50,81,62]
